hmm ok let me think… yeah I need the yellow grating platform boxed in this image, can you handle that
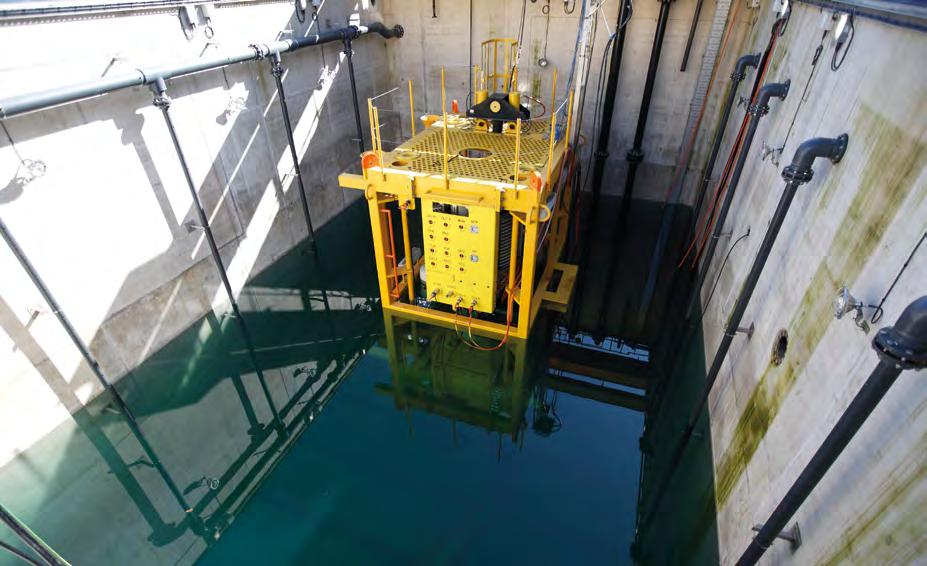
[388,125,553,183]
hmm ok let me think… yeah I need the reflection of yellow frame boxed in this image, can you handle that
[339,73,576,340]
[380,311,528,440]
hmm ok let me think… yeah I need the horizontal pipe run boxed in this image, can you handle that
[0,23,403,119]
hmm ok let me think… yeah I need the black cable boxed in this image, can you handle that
[871,231,925,324]
[294,0,305,23]
[0,540,44,566]
[701,228,751,316]
[831,14,855,71]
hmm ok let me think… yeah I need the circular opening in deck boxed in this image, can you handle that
[508,173,529,182]
[458,148,493,159]
[391,160,409,167]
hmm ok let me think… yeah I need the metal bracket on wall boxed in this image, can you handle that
[761,140,785,166]
[751,522,802,552]
[178,5,197,40]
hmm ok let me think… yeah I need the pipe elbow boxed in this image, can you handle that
[781,133,849,184]
[365,22,404,39]
[873,295,927,370]
[733,52,761,80]
[750,80,790,116]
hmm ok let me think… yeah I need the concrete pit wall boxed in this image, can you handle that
[0,0,394,465]
[694,3,927,564]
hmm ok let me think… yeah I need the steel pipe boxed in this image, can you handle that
[151,78,284,431]
[0,213,193,516]
[269,52,317,246]
[639,133,849,530]
[689,53,761,237]
[343,37,366,156]
[685,80,790,319]
[0,23,403,119]
[569,0,631,333]
[0,503,69,566]
[737,295,927,565]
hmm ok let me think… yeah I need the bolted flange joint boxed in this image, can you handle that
[872,295,927,370]
[781,164,813,184]
[627,148,644,164]
[748,102,770,117]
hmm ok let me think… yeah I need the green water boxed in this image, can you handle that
[0,203,660,565]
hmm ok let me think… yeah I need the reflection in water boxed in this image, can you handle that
[1,204,654,565]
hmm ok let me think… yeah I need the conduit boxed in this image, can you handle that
[569,0,631,333]
[638,133,849,532]
[0,22,404,119]
[737,295,926,565]
[685,80,791,318]
[151,77,284,431]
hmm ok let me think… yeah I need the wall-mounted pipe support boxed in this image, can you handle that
[0,23,403,119]
[685,80,790,320]
[638,133,849,532]
[269,52,318,247]
[737,294,926,565]
[151,78,284,433]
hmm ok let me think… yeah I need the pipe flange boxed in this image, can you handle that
[873,325,927,370]
[270,60,284,78]
[730,70,747,81]
[781,164,812,184]
[748,102,769,117]
[152,93,172,110]
[627,148,644,164]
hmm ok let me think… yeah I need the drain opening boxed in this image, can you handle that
[771,329,788,366]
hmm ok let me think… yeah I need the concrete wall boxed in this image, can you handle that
[695,3,927,563]
[380,0,720,202]
[0,0,394,465]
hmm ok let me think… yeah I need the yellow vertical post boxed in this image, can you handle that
[441,66,449,189]
[512,118,522,190]
[400,204,415,302]
[408,80,416,136]
[493,41,499,91]
[367,198,394,309]
[546,69,558,190]
[517,211,539,336]
[373,106,385,181]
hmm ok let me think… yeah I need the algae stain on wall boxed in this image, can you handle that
[713,104,927,509]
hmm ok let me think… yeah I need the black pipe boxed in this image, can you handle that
[689,53,761,235]
[622,0,675,215]
[0,215,193,516]
[684,80,790,320]
[151,78,284,432]
[269,52,318,246]
[737,295,927,565]
[0,503,69,566]
[343,37,366,156]
[569,0,631,332]
[0,23,403,119]
[679,0,704,72]
[639,133,849,530]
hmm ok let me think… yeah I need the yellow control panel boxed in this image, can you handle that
[422,198,499,313]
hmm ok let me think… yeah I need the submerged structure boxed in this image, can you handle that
[0,0,925,564]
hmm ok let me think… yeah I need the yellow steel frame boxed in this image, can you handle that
[340,71,576,341]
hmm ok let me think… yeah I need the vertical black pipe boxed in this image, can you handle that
[639,134,849,530]
[269,52,317,246]
[151,78,284,432]
[343,37,366,156]
[622,0,674,215]
[737,295,927,566]
[684,80,790,320]
[679,0,704,72]
[0,214,193,516]
[0,503,69,566]
[689,53,761,235]
[568,0,631,332]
